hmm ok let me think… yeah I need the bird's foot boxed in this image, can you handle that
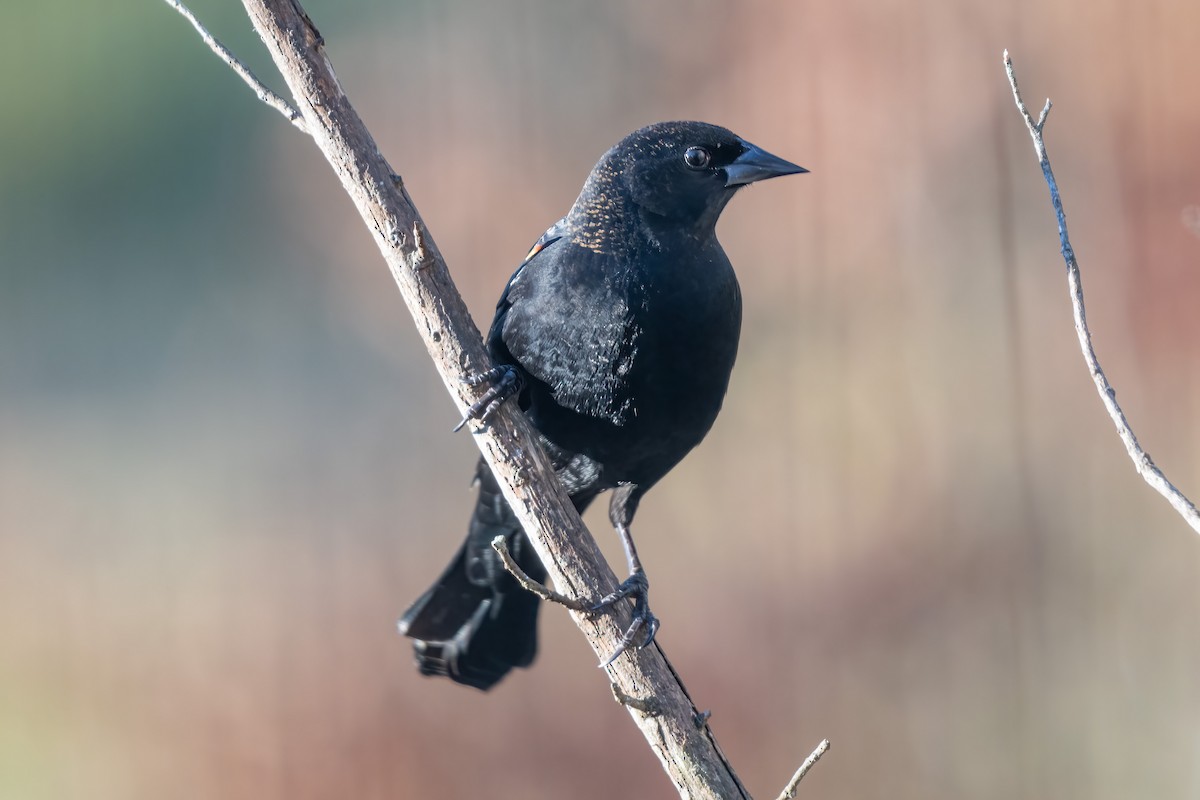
[590,570,660,669]
[453,365,523,432]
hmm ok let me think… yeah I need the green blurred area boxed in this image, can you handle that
[3,1,1200,798]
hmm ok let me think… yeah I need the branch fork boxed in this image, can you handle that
[1004,50,1200,536]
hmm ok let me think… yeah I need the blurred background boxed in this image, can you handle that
[3,0,1200,798]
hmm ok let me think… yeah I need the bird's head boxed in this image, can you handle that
[572,121,806,244]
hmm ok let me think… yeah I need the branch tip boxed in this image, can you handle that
[1036,99,1052,130]
[774,739,830,800]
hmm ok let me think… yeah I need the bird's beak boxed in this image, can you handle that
[723,141,808,187]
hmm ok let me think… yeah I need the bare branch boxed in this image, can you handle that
[1003,50,1200,535]
[490,535,588,611]
[161,0,307,133]
[775,739,831,800]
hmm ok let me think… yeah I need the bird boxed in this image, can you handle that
[397,121,806,690]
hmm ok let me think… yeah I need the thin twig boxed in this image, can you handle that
[161,0,308,133]
[1003,50,1200,536]
[774,739,830,800]
[490,535,589,611]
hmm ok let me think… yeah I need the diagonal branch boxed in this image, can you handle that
[1003,50,1200,535]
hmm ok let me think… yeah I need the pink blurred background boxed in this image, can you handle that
[3,1,1200,797]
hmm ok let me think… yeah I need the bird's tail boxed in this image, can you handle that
[397,459,545,691]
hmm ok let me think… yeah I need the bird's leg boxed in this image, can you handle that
[453,365,523,432]
[592,485,659,668]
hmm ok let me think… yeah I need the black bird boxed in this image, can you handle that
[398,121,806,690]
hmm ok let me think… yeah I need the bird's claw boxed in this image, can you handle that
[453,365,522,431]
[591,570,659,668]
[592,570,648,609]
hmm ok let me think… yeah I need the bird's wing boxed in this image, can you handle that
[491,224,640,426]
[522,216,568,264]
[485,217,567,350]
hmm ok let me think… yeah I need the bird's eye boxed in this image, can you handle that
[683,146,711,170]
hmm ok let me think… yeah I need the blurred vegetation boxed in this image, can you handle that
[2,1,1200,799]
